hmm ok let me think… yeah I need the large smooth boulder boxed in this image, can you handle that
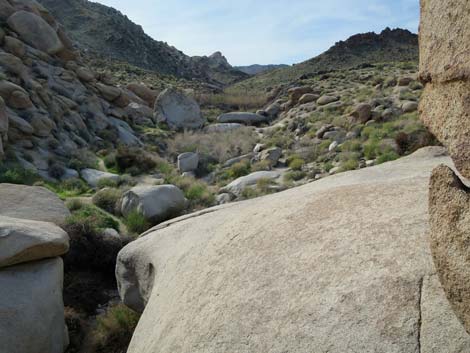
[0,258,68,353]
[217,112,270,125]
[7,11,64,55]
[220,170,280,196]
[419,0,470,333]
[154,87,204,130]
[428,165,470,333]
[116,147,470,353]
[0,184,70,225]
[127,83,159,107]
[419,0,470,179]
[177,152,199,173]
[120,185,186,224]
[0,216,69,268]
[80,169,120,188]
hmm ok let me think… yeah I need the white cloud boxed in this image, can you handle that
[95,0,419,66]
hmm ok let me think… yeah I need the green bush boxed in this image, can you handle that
[288,158,305,171]
[0,164,39,185]
[96,178,119,189]
[44,178,90,199]
[66,205,119,233]
[92,188,122,214]
[66,199,84,212]
[284,170,307,182]
[124,210,151,235]
[377,151,400,164]
[86,304,140,353]
[226,160,251,179]
[115,147,156,176]
[165,175,215,209]
[251,160,271,172]
[340,159,359,172]
[64,205,121,273]
[68,150,99,170]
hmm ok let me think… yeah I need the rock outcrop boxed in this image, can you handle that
[419,0,470,334]
[0,183,70,224]
[154,87,205,130]
[0,0,154,177]
[116,147,470,352]
[0,257,68,353]
[120,185,187,224]
[0,183,69,353]
[217,112,271,125]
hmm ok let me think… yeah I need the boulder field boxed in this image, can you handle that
[116,147,470,353]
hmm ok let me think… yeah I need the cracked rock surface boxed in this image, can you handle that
[117,147,470,353]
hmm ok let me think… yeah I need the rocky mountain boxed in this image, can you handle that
[230,28,418,93]
[236,64,289,75]
[37,0,248,86]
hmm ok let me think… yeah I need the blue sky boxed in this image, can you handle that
[95,0,419,66]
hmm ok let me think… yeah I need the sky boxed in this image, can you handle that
[94,0,419,66]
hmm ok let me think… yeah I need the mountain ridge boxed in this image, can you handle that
[229,27,418,93]
[37,0,248,86]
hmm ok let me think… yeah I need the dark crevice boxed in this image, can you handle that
[417,277,424,353]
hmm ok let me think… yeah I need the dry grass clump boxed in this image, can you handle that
[167,127,258,163]
[84,304,140,353]
[196,92,267,110]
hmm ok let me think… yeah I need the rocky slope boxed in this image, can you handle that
[230,28,418,94]
[117,147,470,353]
[37,0,248,86]
[235,64,289,75]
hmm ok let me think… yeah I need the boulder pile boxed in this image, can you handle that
[0,183,70,353]
[0,0,160,179]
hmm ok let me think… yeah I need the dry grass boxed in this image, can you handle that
[84,304,140,353]
[196,92,267,111]
[167,127,258,163]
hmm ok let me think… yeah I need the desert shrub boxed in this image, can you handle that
[240,178,277,199]
[377,151,400,164]
[288,157,305,171]
[165,175,215,209]
[92,188,122,214]
[395,132,410,155]
[340,159,359,172]
[103,153,117,170]
[284,170,307,182]
[226,160,251,179]
[48,163,66,179]
[167,128,257,163]
[66,199,84,212]
[185,183,215,208]
[115,147,156,175]
[68,150,99,170]
[363,140,380,160]
[64,205,121,273]
[44,178,90,199]
[124,210,151,235]
[96,178,119,189]
[339,140,362,153]
[85,304,140,353]
[251,160,271,172]
[0,164,39,185]
[196,92,267,110]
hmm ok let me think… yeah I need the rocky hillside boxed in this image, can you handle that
[230,28,418,93]
[235,64,289,75]
[37,0,248,86]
